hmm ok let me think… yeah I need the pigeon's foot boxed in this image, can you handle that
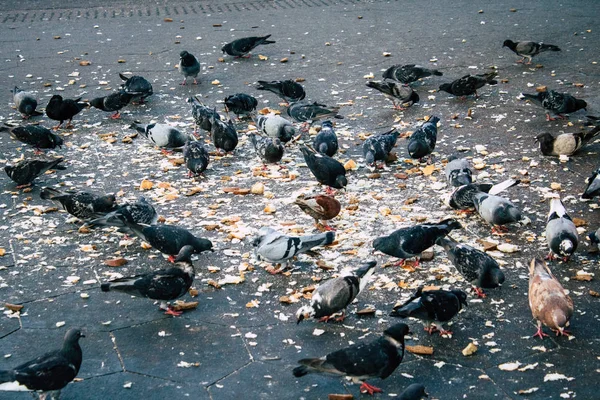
[533,325,549,339]
[161,149,174,156]
[266,265,285,275]
[317,222,335,232]
[516,59,524,64]
[33,148,45,155]
[424,325,438,335]
[359,382,383,395]
[324,186,336,196]
[193,79,199,85]
[456,209,475,215]
[167,255,176,263]
[413,257,420,267]
[562,256,571,263]
[491,225,509,234]
[545,251,556,261]
[65,123,74,129]
[52,124,62,131]
[392,103,407,111]
[110,112,121,120]
[392,259,407,267]
[164,305,183,317]
[16,183,32,189]
[180,80,187,86]
[317,315,332,323]
[439,329,453,337]
[553,328,571,337]
[472,287,487,299]
[333,312,346,323]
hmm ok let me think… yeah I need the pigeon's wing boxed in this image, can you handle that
[313,276,359,316]
[583,167,600,199]
[421,291,460,322]
[515,41,538,56]
[141,268,192,300]
[322,338,394,378]
[13,351,78,391]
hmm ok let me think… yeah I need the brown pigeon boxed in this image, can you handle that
[294,194,341,230]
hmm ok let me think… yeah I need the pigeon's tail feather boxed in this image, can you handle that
[390,301,421,318]
[116,215,147,241]
[427,116,440,125]
[540,44,561,52]
[0,369,16,383]
[432,69,443,76]
[355,261,377,279]
[522,93,542,104]
[101,280,138,295]
[583,125,600,143]
[292,365,309,377]
[489,179,520,195]
[300,231,335,251]
[40,187,62,200]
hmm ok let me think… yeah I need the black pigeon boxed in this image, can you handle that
[546,198,578,262]
[382,64,443,84]
[390,286,467,336]
[257,80,305,104]
[535,126,599,156]
[119,73,153,104]
[445,179,520,210]
[0,328,83,398]
[224,93,258,118]
[222,35,276,57]
[89,91,132,119]
[373,218,462,266]
[399,383,428,400]
[179,51,200,85]
[0,124,63,151]
[408,116,440,160]
[5,157,65,187]
[250,133,284,165]
[582,166,600,199]
[363,128,399,168]
[287,102,342,125]
[503,40,561,64]
[45,95,88,130]
[183,140,210,176]
[130,121,189,150]
[187,96,220,134]
[296,260,377,323]
[12,86,42,119]
[436,236,505,298]
[473,192,522,233]
[522,90,587,121]
[445,155,472,187]
[40,187,117,220]
[438,72,497,98]
[209,113,238,154]
[101,245,195,316]
[293,323,409,395]
[85,196,158,232]
[588,228,600,251]
[366,81,419,110]
[254,114,296,143]
[313,120,338,157]
[300,146,347,193]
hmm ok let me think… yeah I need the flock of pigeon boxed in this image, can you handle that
[0,31,598,400]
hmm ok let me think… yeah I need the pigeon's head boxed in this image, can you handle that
[89,97,104,109]
[321,120,333,129]
[559,239,576,257]
[439,218,462,231]
[52,134,65,149]
[589,230,600,245]
[334,175,348,190]
[407,140,429,159]
[384,322,410,343]
[364,151,375,166]
[549,309,571,333]
[64,328,85,345]
[192,238,213,254]
[179,50,190,59]
[281,125,296,143]
[94,194,117,212]
[575,99,588,112]
[48,94,63,104]
[481,267,505,288]
[502,39,515,48]
[4,165,14,178]
[221,43,231,54]
[22,104,34,116]
[442,191,454,208]
[438,83,453,94]
[372,236,392,255]
[295,306,314,324]
[174,245,196,264]
[534,132,553,145]
[451,289,469,308]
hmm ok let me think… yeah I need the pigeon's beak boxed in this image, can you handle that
[424,391,429,398]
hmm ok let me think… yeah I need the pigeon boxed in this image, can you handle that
[366,81,419,110]
[408,116,440,160]
[12,86,42,119]
[503,40,561,64]
[224,93,258,118]
[294,193,341,230]
[45,95,88,130]
[221,35,276,57]
[250,133,284,166]
[535,126,600,156]
[445,179,520,211]
[5,157,65,187]
[582,166,600,199]
[588,228,600,250]
[254,114,296,143]
[256,79,305,104]
[0,328,83,399]
[187,96,220,134]
[445,155,472,187]
[300,146,347,193]
[436,236,505,298]
[0,124,63,152]
[398,384,429,400]
[522,90,587,121]
[183,140,210,176]
[101,245,195,316]
[85,196,158,232]
[296,260,377,323]
[313,120,338,157]
[89,91,133,119]
[287,102,342,129]
[209,114,238,154]
[292,323,409,395]
[179,51,200,85]
[119,73,153,104]
[382,64,443,84]
[130,121,189,150]
[390,286,467,336]
[545,198,578,262]
[40,187,117,221]
[438,72,498,98]
[363,128,399,168]
[373,218,462,266]
[528,258,573,338]
[252,226,335,273]
[473,192,522,233]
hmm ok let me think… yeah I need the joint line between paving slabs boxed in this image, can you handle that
[109,331,126,371]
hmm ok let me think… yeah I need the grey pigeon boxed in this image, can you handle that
[85,196,158,233]
[373,218,462,266]
[257,79,305,104]
[0,123,63,151]
[588,228,600,250]
[209,113,238,154]
[130,121,189,150]
[408,116,440,160]
[0,328,83,399]
[398,384,429,400]
[101,246,195,316]
[250,133,284,165]
[287,102,342,126]
[254,114,296,143]
[313,120,338,157]
[445,179,520,210]
[89,91,132,119]
[582,166,600,199]
[363,128,399,168]
[252,226,335,273]
[436,236,505,298]
[5,157,65,187]
[293,323,409,396]
[40,187,117,220]
[187,96,220,134]
[546,198,578,261]
[179,51,200,85]
[522,90,587,121]
[45,95,88,130]
[300,146,347,192]
[12,86,42,119]
[503,39,561,64]
[472,192,522,232]
[183,140,209,176]
[366,81,419,110]
[119,73,153,104]
[535,126,599,156]
[445,155,472,187]
[296,260,377,323]
[224,93,258,118]
[382,64,443,84]
[222,35,276,57]
[390,286,467,336]
[439,72,497,98]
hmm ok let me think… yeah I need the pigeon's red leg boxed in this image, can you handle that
[359,382,383,395]
[554,328,570,337]
[546,113,555,121]
[180,79,187,86]
[424,325,437,335]
[333,311,346,322]
[392,259,406,267]
[439,329,453,336]
[319,221,335,232]
[110,111,121,119]
[317,315,332,323]
[456,209,475,215]
[472,287,487,298]
[556,114,567,120]
[516,59,524,64]
[491,225,509,234]
[324,186,336,196]
[545,251,556,261]
[167,255,176,263]
[16,183,32,189]
[34,148,44,155]
[533,326,548,339]
[413,257,420,267]
[161,149,173,156]
[193,78,198,85]
[53,122,62,131]
[164,305,183,317]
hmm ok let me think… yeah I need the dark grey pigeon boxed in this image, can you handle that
[85,196,158,233]
[187,96,220,134]
[373,218,462,266]
[546,198,578,262]
[5,157,65,187]
[296,260,377,323]
[292,323,409,396]
[250,133,284,165]
[582,166,600,199]
[101,246,195,316]
[12,86,42,119]
[408,116,440,160]
[436,236,505,298]
[313,120,338,157]
[209,113,238,154]
[224,93,258,118]
[179,51,200,85]
[439,72,497,98]
[300,145,347,192]
[0,328,83,399]
[89,91,132,119]
[363,128,399,168]
[398,383,428,400]
[45,95,88,130]
[522,90,587,121]
[119,73,153,104]
[535,125,599,156]
[390,286,467,336]
[503,39,561,64]
[257,79,305,104]
[0,123,63,151]
[445,155,472,187]
[366,81,419,110]
[183,140,209,176]
[588,228,600,251]
[40,187,117,220]
[222,35,276,57]
[130,121,189,150]
[254,114,296,143]
[472,192,522,232]
[287,101,342,125]
[382,64,443,84]
[445,179,520,210]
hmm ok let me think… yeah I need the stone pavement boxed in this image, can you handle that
[0,0,599,399]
